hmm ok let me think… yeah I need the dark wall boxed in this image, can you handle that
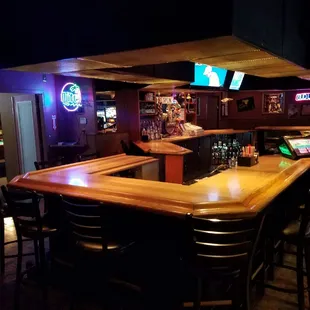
[224,90,310,129]
[0,70,57,146]
[233,0,308,68]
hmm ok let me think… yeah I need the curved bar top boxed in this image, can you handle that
[8,153,310,219]
[134,129,252,155]
[255,126,310,131]
[162,129,251,143]
[134,141,192,155]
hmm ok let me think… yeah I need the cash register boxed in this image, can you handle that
[278,136,310,160]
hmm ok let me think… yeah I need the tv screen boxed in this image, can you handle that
[190,63,227,87]
[105,106,116,118]
[229,71,245,90]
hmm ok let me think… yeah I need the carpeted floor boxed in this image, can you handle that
[0,217,309,310]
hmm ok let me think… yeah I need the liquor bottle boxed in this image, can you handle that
[212,142,218,165]
[217,141,222,165]
[222,143,228,164]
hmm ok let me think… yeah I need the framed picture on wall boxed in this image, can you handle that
[301,104,310,116]
[262,93,285,114]
[288,104,299,118]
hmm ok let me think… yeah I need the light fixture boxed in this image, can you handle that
[221,97,233,103]
[186,93,191,100]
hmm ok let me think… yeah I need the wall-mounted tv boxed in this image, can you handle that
[190,63,227,87]
[229,71,245,90]
[105,106,116,119]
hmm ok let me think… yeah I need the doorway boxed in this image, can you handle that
[197,95,220,129]
[12,95,44,174]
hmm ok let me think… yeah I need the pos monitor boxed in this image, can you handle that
[278,136,310,160]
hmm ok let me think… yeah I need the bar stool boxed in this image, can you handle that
[184,213,266,310]
[60,196,137,308]
[120,140,131,155]
[264,202,310,310]
[34,157,64,170]
[76,152,99,162]
[1,186,58,309]
[0,191,38,278]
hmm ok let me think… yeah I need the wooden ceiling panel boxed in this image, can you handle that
[84,36,259,67]
[298,75,310,81]
[142,82,189,90]
[195,50,272,64]
[9,58,121,73]
[61,70,189,85]
[8,35,310,79]
[244,66,310,77]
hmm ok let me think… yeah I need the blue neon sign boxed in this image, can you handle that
[60,83,82,112]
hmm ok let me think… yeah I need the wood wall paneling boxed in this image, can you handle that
[197,93,221,129]
[116,89,140,141]
[95,132,129,157]
[224,90,310,129]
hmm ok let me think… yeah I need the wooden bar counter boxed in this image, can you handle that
[9,153,310,219]
[134,129,253,184]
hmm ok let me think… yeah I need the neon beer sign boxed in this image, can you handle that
[60,83,82,112]
[295,93,310,102]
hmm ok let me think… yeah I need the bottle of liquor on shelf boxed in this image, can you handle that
[211,142,218,165]
[232,139,240,157]
[141,128,148,142]
[217,141,223,165]
[150,128,155,140]
[147,127,151,140]
[222,143,228,164]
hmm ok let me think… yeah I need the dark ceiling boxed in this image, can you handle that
[1,0,310,92]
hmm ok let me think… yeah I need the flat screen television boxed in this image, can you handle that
[105,106,116,119]
[190,63,227,87]
[278,136,310,159]
[229,71,245,90]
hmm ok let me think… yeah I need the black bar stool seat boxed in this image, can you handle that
[1,186,59,309]
[17,217,58,238]
[77,152,99,162]
[59,196,138,308]
[282,219,310,242]
[263,202,310,310]
[76,240,133,253]
[0,193,37,277]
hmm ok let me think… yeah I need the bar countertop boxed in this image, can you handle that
[134,129,252,155]
[255,126,310,131]
[9,154,310,218]
[134,141,192,155]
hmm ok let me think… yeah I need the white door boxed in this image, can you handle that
[13,95,41,174]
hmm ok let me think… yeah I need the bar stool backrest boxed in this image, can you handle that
[34,157,64,170]
[61,197,108,251]
[1,186,42,234]
[77,152,99,162]
[34,161,50,170]
[187,215,256,269]
[120,140,130,155]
